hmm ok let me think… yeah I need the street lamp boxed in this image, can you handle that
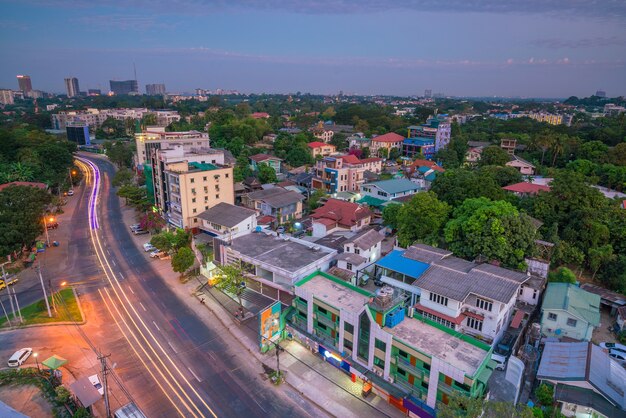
[43,216,55,247]
[34,352,40,372]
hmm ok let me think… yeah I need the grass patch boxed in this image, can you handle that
[0,288,82,327]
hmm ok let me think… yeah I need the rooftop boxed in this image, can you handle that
[197,203,257,228]
[362,178,419,195]
[250,153,282,162]
[376,249,430,279]
[371,132,405,143]
[229,232,336,274]
[502,182,551,194]
[345,228,384,250]
[311,198,372,227]
[307,141,332,148]
[542,283,601,326]
[246,187,305,208]
[296,272,372,313]
[387,316,489,377]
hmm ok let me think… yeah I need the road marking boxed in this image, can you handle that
[106,249,111,255]
[207,351,216,361]
[187,367,202,382]
[128,286,135,295]
[111,259,116,266]
[168,341,178,354]
[139,302,147,311]
[118,273,124,280]
[253,398,267,414]
[153,321,161,331]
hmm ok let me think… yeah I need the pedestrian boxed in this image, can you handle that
[200,297,205,304]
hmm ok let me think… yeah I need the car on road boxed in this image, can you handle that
[133,229,149,235]
[8,348,33,367]
[143,243,156,252]
[600,342,626,354]
[46,222,59,230]
[67,190,74,196]
[89,374,104,396]
[0,277,19,291]
[149,249,161,258]
[129,224,141,231]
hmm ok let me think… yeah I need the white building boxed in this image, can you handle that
[197,202,257,241]
[136,127,210,166]
[359,179,420,202]
[0,89,14,105]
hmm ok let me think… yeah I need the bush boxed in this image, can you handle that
[548,267,577,284]
[55,385,71,404]
[535,383,554,406]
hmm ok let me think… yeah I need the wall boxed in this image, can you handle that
[541,309,592,341]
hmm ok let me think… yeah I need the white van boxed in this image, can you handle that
[491,352,507,371]
[8,348,33,367]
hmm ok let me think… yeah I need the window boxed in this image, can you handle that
[193,208,197,213]
[397,368,406,376]
[192,198,196,203]
[344,322,354,335]
[191,188,196,194]
[476,298,493,312]
[344,339,353,351]
[398,349,409,359]
[566,318,577,327]
[355,248,360,255]
[190,178,195,183]
[466,317,483,332]
[346,262,353,271]
[225,173,229,178]
[532,290,538,300]
[374,356,385,369]
[429,292,448,306]
[317,306,328,315]
[204,187,208,193]
[317,322,327,330]
[375,339,386,352]
[203,176,207,181]
[215,194,220,199]
[547,313,557,321]
[419,310,455,329]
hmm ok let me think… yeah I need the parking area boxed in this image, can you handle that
[592,309,619,346]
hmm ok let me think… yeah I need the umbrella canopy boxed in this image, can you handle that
[42,354,68,370]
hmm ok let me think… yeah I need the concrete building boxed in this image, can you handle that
[334,229,384,282]
[311,198,372,238]
[310,122,335,143]
[249,154,282,174]
[241,187,304,225]
[307,142,336,158]
[197,202,257,241]
[109,80,138,95]
[359,179,420,203]
[146,83,166,95]
[311,155,383,193]
[16,75,32,92]
[66,121,90,145]
[506,155,535,175]
[0,89,14,105]
[289,271,494,416]
[540,283,601,341]
[135,127,209,167]
[404,115,451,159]
[65,77,80,98]
[370,133,405,156]
[527,113,563,125]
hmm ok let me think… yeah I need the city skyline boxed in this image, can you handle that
[1,1,625,97]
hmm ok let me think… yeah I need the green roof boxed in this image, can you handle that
[189,162,218,171]
[542,283,601,326]
[356,195,387,207]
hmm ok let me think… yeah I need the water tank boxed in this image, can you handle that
[378,286,394,305]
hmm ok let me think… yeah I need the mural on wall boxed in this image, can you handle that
[259,301,281,351]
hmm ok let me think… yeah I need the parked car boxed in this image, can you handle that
[491,352,508,371]
[133,229,149,235]
[67,190,74,196]
[0,277,19,291]
[89,374,104,396]
[130,224,141,231]
[600,342,626,354]
[608,350,626,364]
[8,348,33,367]
[149,250,161,258]
[143,243,156,252]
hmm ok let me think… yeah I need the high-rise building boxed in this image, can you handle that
[109,80,138,95]
[17,75,32,92]
[424,89,432,98]
[595,90,606,98]
[146,83,166,96]
[65,77,80,98]
[0,89,14,105]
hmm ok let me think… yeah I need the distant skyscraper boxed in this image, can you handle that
[424,89,432,98]
[0,89,14,105]
[109,80,138,95]
[595,90,606,98]
[146,83,166,95]
[65,77,80,98]
[17,75,32,92]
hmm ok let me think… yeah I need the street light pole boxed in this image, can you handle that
[10,286,23,323]
[0,294,12,327]
[36,263,52,318]
[43,216,50,247]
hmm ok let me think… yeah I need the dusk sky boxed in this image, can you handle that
[1,0,625,97]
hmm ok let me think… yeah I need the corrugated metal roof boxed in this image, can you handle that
[542,283,601,326]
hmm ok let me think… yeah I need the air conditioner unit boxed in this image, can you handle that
[375,370,383,377]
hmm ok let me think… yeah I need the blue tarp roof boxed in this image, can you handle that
[376,249,430,279]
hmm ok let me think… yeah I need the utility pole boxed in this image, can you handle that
[98,352,112,418]
[0,294,12,327]
[36,263,52,317]
[7,284,16,322]
[48,279,57,313]
[43,216,51,247]
[10,286,23,323]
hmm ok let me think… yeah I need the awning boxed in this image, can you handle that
[415,303,466,325]
[510,310,525,329]
[69,377,101,408]
[42,355,68,370]
[356,196,387,208]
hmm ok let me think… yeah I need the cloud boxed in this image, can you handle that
[531,36,626,48]
[73,15,176,31]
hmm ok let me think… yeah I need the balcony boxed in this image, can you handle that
[295,298,308,312]
[291,315,307,329]
[395,356,424,380]
[315,313,338,329]
[393,377,423,398]
[313,329,338,349]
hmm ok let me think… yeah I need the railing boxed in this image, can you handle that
[396,356,424,380]
[294,298,307,312]
[315,313,338,329]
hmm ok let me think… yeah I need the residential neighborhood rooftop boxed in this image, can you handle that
[197,202,256,227]
[345,228,384,251]
[371,132,405,143]
[250,153,281,162]
[362,178,420,194]
[542,283,601,327]
[296,272,372,313]
[246,187,305,208]
[502,182,551,194]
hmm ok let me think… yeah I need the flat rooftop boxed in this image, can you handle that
[230,232,335,274]
[386,317,489,377]
[297,273,372,313]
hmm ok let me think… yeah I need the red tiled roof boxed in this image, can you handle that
[250,153,280,162]
[410,159,445,173]
[340,154,361,165]
[0,181,48,192]
[257,215,275,224]
[510,309,525,329]
[311,198,372,228]
[502,182,551,194]
[371,132,404,143]
[360,157,383,164]
[251,112,270,119]
[307,141,328,149]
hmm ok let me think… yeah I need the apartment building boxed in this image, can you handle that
[307,142,336,158]
[370,132,405,156]
[0,89,14,105]
[311,155,383,193]
[289,272,494,416]
[135,127,209,166]
[52,108,181,132]
[404,115,451,159]
[241,187,304,224]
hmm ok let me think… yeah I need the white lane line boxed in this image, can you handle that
[111,259,116,266]
[152,321,161,331]
[118,273,124,280]
[139,302,147,311]
[128,286,135,295]
[187,367,202,382]
[207,351,216,361]
[168,341,178,354]
[106,249,111,255]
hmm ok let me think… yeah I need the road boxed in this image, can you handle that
[1,154,325,418]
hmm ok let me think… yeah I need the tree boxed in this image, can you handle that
[257,163,277,184]
[150,231,175,252]
[171,247,195,277]
[215,263,247,307]
[322,106,336,120]
[0,185,52,257]
[547,267,577,284]
[430,168,505,207]
[55,386,71,404]
[307,189,326,211]
[479,146,510,167]
[116,185,148,208]
[112,168,134,187]
[396,192,451,247]
[172,228,191,250]
[444,198,537,269]
[140,211,165,232]
[478,165,523,187]
[437,392,534,418]
[535,383,554,406]
[104,141,134,168]
[382,203,402,229]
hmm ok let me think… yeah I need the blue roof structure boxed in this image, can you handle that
[404,137,434,146]
[376,249,430,279]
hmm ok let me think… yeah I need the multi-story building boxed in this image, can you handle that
[539,283,600,341]
[241,187,304,224]
[307,142,336,158]
[52,108,181,132]
[404,115,451,159]
[334,229,384,282]
[154,110,181,127]
[109,79,138,95]
[311,155,383,193]
[310,122,335,143]
[88,89,101,96]
[249,154,282,175]
[310,198,372,238]
[289,271,494,416]
[0,89,14,105]
[347,134,371,150]
[16,75,32,93]
[146,83,166,95]
[197,202,257,242]
[135,127,209,167]
[370,133,405,156]
[527,113,563,125]
[65,77,80,98]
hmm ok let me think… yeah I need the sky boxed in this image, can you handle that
[1,0,625,97]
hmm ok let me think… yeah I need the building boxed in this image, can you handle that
[311,199,372,238]
[0,89,14,105]
[154,110,181,127]
[310,122,335,143]
[146,83,166,95]
[241,187,304,224]
[311,155,383,193]
[109,80,138,95]
[370,133,405,156]
[135,127,209,167]
[289,271,494,416]
[406,159,445,190]
[527,113,563,125]
[347,134,371,150]
[500,138,517,155]
[334,229,384,282]
[506,155,535,175]
[464,141,491,165]
[374,244,541,345]
[65,77,80,98]
[537,341,625,417]
[16,75,32,92]
[217,230,337,301]
[88,89,101,96]
[359,179,420,203]
[66,121,90,145]
[249,154,282,174]
[502,182,551,196]
[404,115,451,159]
[251,112,270,119]
[307,142,336,158]
[540,283,601,341]
[197,202,257,241]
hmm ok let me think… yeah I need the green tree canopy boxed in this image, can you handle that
[430,168,505,207]
[112,168,134,187]
[171,247,195,276]
[547,267,577,284]
[216,263,247,307]
[257,163,277,184]
[396,192,451,247]
[479,146,510,167]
